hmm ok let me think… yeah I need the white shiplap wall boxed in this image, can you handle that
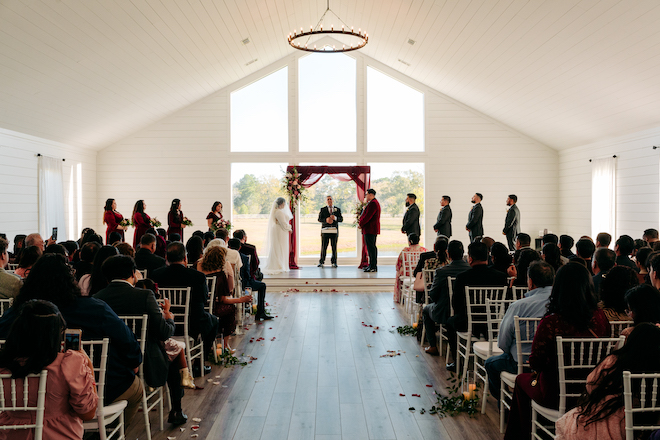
[98,50,559,254]
[559,127,660,241]
[0,128,97,248]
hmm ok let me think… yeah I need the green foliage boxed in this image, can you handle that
[396,325,417,336]
[434,373,482,417]
[372,170,424,217]
[232,172,287,215]
[209,348,248,367]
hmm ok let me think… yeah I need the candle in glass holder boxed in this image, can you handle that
[469,383,477,399]
[463,391,471,400]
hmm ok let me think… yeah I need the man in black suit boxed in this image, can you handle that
[445,241,508,371]
[503,194,521,251]
[134,233,166,276]
[317,195,343,268]
[151,242,218,376]
[94,255,190,426]
[466,193,484,243]
[615,234,638,271]
[233,229,260,279]
[228,238,272,320]
[401,193,421,238]
[592,247,616,294]
[433,195,452,238]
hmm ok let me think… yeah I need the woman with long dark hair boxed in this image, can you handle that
[132,200,151,248]
[542,243,563,272]
[185,235,204,267]
[504,262,610,440]
[15,245,42,278]
[167,198,186,241]
[0,300,98,438]
[10,234,26,264]
[599,266,640,321]
[103,198,127,245]
[84,245,120,297]
[206,201,223,231]
[556,323,660,439]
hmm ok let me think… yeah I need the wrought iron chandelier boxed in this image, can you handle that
[287,1,368,53]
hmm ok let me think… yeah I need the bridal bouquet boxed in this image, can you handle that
[352,200,368,227]
[150,218,162,228]
[213,219,232,231]
[282,167,306,211]
[181,217,193,227]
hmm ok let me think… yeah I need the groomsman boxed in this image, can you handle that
[466,193,484,243]
[359,189,381,272]
[433,195,452,238]
[317,195,343,268]
[502,194,521,251]
[401,193,421,237]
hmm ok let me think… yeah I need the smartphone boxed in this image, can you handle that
[64,329,81,351]
[51,227,58,241]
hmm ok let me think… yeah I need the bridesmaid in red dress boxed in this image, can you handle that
[103,198,127,244]
[206,201,223,231]
[167,198,185,242]
[132,200,151,248]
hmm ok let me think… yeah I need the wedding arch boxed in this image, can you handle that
[285,165,371,269]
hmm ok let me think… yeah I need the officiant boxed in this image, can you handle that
[317,195,343,268]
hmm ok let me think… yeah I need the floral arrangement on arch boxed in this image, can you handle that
[352,200,368,228]
[282,167,306,211]
[212,218,232,232]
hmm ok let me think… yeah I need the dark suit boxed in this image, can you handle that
[318,205,343,265]
[359,199,381,270]
[238,243,259,279]
[616,255,638,272]
[466,202,484,242]
[503,204,521,251]
[134,248,166,276]
[151,264,219,357]
[238,252,268,316]
[402,203,421,237]
[434,205,452,238]
[94,281,184,411]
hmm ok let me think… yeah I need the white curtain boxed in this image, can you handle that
[591,157,617,239]
[38,155,67,241]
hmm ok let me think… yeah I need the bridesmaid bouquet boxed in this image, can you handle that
[282,167,306,211]
[119,219,132,228]
[150,218,162,228]
[181,217,193,227]
[352,200,368,227]
[214,219,232,231]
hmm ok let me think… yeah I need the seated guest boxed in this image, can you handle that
[480,236,495,263]
[44,243,68,256]
[422,240,471,357]
[512,233,532,264]
[81,245,120,296]
[169,233,181,243]
[198,246,252,341]
[135,233,166,276]
[152,242,218,376]
[203,231,215,247]
[145,227,167,258]
[14,245,42,278]
[25,232,51,252]
[485,261,555,402]
[233,229,260,279]
[592,247,617,294]
[509,249,541,287]
[620,285,660,339]
[94,255,191,426]
[75,241,100,281]
[228,238,272,321]
[541,243,562,271]
[615,235,638,271]
[504,262,610,440]
[393,233,427,303]
[0,237,22,299]
[445,242,508,370]
[633,238,648,257]
[214,228,242,271]
[61,240,79,262]
[599,266,639,321]
[108,231,123,245]
[490,242,512,275]
[0,254,143,426]
[115,242,134,257]
[635,246,652,284]
[559,234,575,259]
[202,239,235,276]
[186,236,204,267]
[576,238,597,275]
[643,228,660,247]
[9,234,26,264]
[413,236,447,277]
[413,238,449,303]
[556,323,660,440]
[597,232,613,249]
[0,300,98,438]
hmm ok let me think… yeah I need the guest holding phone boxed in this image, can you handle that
[103,198,127,244]
[132,200,151,248]
[206,201,223,231]
[167,199,185,242]
[0,299,98,439]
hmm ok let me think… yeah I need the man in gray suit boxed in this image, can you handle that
[503,194,521,251]
[465,193,484,243]
[433,195,452,238]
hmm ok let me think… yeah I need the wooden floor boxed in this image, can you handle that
[126,291,504,440]
[263,265,397,280]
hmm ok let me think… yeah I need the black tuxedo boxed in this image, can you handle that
[238,243,259,279]
[434,205,452,238]
[402,203,421,237]
[239,253,268,316]
[318,205,343,265]
[466,202,484,242]
[134,248,166,276]
[503,204,521,251]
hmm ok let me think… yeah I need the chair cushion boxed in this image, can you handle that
[532,400,562,422]
[473,341,504,358]
[500,371,518,387]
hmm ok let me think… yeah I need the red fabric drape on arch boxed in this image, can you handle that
[286,165,371,269]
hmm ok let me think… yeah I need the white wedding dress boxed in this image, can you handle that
[263,199,293,274]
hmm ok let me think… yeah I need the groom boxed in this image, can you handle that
[317,195,343,268]
[359,189,381,272]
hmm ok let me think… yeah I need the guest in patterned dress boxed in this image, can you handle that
[394,233,427,303]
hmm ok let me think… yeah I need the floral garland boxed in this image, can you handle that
[352,200,368,227]
[282,167,306,211]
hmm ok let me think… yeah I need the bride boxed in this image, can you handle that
[263,197,293,274]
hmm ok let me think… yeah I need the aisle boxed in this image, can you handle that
[127,291,502,440]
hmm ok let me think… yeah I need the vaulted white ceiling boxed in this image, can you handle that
[2,0,660,151]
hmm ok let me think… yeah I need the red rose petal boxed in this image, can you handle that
[426,384,433,387]
[399,393,405,396]
[373,331,376,333]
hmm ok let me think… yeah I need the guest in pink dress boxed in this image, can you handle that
[393,233,426,303]
[0,299,98,439]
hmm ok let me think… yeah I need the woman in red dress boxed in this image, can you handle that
[206,201,223,232]
[103,198,126,244]
[132,200,151,248]
[167,198,185,241]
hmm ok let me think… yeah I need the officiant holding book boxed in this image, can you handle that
[318,195,343,268]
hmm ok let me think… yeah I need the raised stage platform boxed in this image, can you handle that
[263,265,396,292]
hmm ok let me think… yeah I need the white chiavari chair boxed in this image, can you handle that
[0,298,13,316]
[0,370,48,440]
[623,371,660,440]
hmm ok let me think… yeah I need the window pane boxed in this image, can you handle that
[299,53,356,152]
[231,68,288,152]
[367,67,424,152]
[231,163,288,255]
[368,163,425,256]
